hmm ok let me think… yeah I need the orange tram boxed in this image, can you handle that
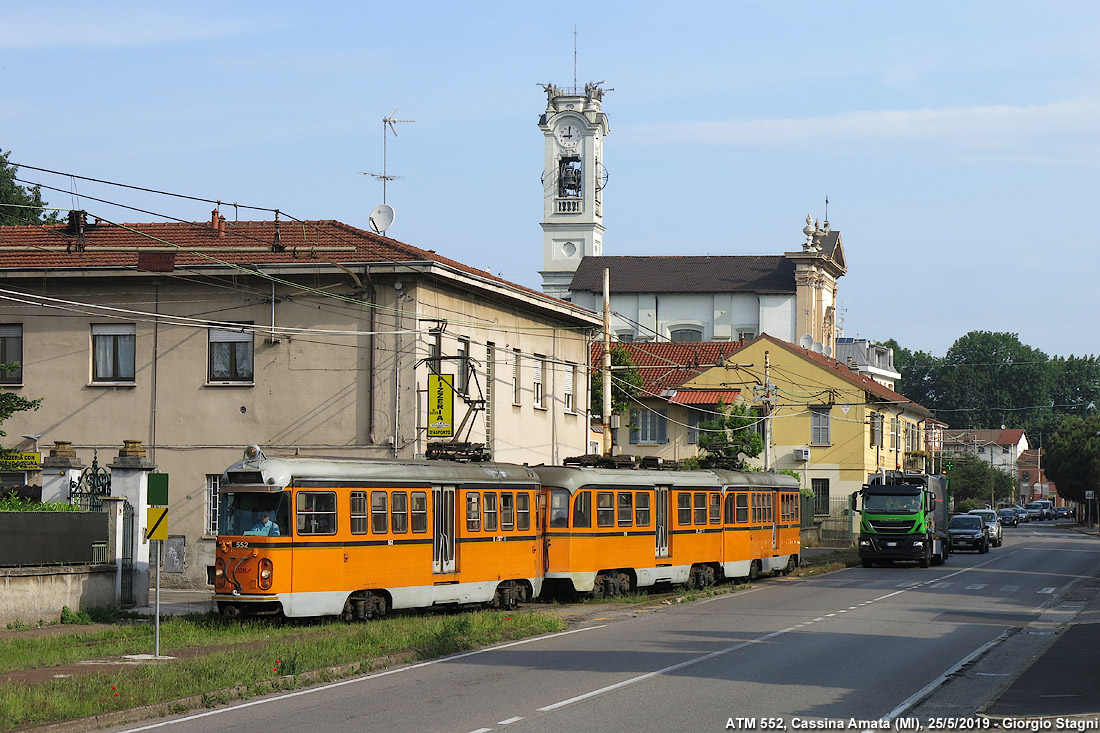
[212,445,802,620]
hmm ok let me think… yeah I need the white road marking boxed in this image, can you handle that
[498,717,524,725]
[930,582,952,588]
[468,729,493,733]
[1038,587,1056,594]
[965,584,987,590]
[117,625,605,731]
[1001,585,1020,592]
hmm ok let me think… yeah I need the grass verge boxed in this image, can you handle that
[0,610,564,731]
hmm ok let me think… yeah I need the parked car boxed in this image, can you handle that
[997,507,1019,527]
[1025,501,1045,521]
[949,514,990,553]
[1054,506,1072,520]
[1014,506,1030,523]
[968,509,1003,547]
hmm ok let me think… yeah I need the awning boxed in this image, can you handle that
[668,390,740,405]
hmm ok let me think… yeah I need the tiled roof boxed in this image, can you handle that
[943,428,1026,447]
[589,341,747,394]
[669,390,740,405]
[755,334,935,418]
[570,255,796,294]
[0,218,561,309]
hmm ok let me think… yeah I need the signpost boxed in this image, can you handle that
[427,374,454,438]
[145,473,169,657]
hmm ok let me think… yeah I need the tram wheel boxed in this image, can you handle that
[748,560,761,582]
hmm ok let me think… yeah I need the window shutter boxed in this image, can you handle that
[688,410,699,444]
[629,410,639,444]
[658,409,668,443]
[0,325,21,338]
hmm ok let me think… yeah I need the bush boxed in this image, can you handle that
[0,490,79,512]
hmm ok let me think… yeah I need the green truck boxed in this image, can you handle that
[852,471,951,568]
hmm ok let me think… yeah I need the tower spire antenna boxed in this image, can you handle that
[573,26,578,89]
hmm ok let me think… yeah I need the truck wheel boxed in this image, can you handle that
[862,558,873,568]
[919,548,930,568]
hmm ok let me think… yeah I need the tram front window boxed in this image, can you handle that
[219,492,290,537]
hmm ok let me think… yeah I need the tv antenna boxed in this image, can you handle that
[361,106,415,205]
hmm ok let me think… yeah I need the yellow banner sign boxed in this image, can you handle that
[0,452,41,471]
[146,507,168,541]
[427,374,454,438]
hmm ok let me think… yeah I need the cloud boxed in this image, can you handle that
[0,6,258,49]
[621,99,1100,160]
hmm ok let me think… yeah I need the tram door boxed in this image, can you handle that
[772,491,779,552]
[655,486,670,558]
[433,485,456,574]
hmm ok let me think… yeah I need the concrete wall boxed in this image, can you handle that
[0,566,116,626]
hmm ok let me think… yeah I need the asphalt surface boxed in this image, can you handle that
[132,527,1100,722]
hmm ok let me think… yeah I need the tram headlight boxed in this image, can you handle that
[258,558,273,590]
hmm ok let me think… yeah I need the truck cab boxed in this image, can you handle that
[852,471,950,569]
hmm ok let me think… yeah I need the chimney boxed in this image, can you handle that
[218,215,226,238]
[211,209,219,229]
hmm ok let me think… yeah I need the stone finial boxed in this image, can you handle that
[50,441,77,458]
[119,440,147,458]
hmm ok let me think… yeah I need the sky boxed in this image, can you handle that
[3,1,1098,359]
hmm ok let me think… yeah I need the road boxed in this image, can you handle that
[115,521,1100,733]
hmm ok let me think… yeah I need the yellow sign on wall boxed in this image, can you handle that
[0,452,41,471]
[427,374,454,438]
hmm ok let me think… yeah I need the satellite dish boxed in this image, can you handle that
[811,341,824,354]
[799,334,813,350]
[369,204,395,234]
[824,345,833,357]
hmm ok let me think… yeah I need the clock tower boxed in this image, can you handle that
[538,81,610,300]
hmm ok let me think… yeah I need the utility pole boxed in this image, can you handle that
[602,268,612,456]
[763,350,773,470]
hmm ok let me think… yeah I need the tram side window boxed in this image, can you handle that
[618,491,633,527]
[694,492,707,525]
[752,493,761,524]
[484,492,498,532]
[297,491,337,535]
[724,493,735,524]
[411,492,428,533]
[635,492,650,527]
[392,491,409,534]
[466,492,481,531]
[737,493,749,523]
[350,491,368,535]
[517,492,530,531]
[573,491,592,528]
[549,489,569,528]
[501,492,515,531]
[677,492,692,525]
[709,493,720,524]
[371,491,388,534]
[596,491,614,527]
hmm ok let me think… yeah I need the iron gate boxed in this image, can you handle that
[68,451,135,604]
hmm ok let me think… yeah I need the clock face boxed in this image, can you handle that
[556,123,580,148]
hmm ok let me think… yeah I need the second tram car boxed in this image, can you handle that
[212,446,801,619]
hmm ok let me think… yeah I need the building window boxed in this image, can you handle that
[92,323,136,382]
[209,325,254,382]
[810,406,831,445]
[688,409,702,444]
[533,355,545,408]
[670,328,702,342]
[737,330,756,341]
[812,478,830,516]
[205,474,220,535]
[564,363,575,412]
[0,324,23,384]
[630,408,668,444]
[616,331,635,342]
[870,413,884,448]
[890,417,899,450]
[456,337,469,394]
[428,331,442,374]
[512,349,522,405]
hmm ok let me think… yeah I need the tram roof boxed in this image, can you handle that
[530,465,800,492]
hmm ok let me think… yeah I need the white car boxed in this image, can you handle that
[968,509,1003,547]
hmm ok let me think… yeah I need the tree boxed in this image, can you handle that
[0,365,41,456]
[695,400,764,469]
[0,150,61,225]
[936,332,1050,430]
[882,338,940,408]
[945,451,1013,507]
[589,345,642,417]
[1043,414,1100,506]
